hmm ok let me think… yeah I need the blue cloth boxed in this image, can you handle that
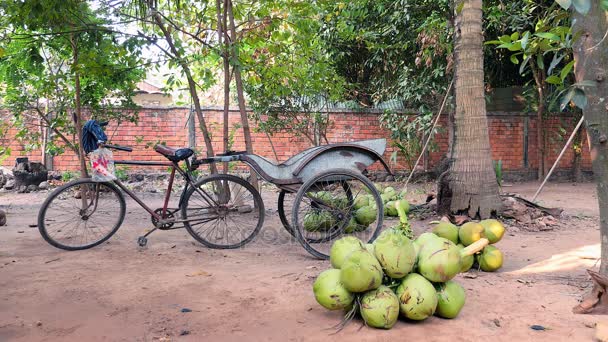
[82,120,108,154]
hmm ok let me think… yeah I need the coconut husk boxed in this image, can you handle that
[573,270,608,315]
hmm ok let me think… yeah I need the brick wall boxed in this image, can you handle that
[1,108,592,177]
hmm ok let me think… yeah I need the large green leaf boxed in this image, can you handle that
[560,88,575,111]
[555,0,572,10]
[534,32,561,41]
[546,75,562,85]
[572,0,591,14]
[602,0,608,11]
[571,88,587,109]
[561,60,575,80]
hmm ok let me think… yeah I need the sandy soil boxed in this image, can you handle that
[0,180,603,341]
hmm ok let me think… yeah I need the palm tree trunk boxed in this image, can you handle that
[437,0,501,219]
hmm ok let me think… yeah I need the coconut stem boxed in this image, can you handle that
[461,238,489,256]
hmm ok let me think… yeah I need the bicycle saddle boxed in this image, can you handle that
[154,144,194,162]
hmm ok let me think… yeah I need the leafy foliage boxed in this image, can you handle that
[0,0,145,157]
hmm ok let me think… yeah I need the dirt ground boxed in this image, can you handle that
[0,180,603,341]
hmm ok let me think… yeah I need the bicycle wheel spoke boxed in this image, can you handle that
[182,175,263,249]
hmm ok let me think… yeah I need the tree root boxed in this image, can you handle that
[573,270,608,315]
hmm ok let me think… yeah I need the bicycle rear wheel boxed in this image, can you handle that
[37,179,126,250]
[291,169,383,259]
[181,174,264,249]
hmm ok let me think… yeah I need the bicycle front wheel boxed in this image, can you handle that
[37,179,126,250]
[181,174,264,249]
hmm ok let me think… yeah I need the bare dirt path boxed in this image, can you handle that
[0,181,602,341]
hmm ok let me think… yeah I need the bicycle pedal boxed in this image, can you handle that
[137,236,148,247]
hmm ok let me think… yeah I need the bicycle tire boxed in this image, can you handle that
[37,178,126,251]
[278,190,295,236]
[181,174,264,249]
[291,169,384,260]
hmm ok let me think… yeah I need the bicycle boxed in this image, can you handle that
[38,120,392,258]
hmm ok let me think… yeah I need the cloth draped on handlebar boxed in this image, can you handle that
[82,120,108,154]
[82,120,116,182]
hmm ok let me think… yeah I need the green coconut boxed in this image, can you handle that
[385,201,398,216]
[434,280,466,319]
[318,210,336,230]
[312,191,333,204]
[396,273,438,320]
[332,195,349,210]
[353,195,370,210]
[330,236,365,269]
[344,217,359,233]
[396,199,409,215]
[355,206,377,226]
[432,221,459,244]
[414,232,439,250]
[383,187,397,201]
[373,229,416,279]
[303,212,322,232]
[380,193,392,204]
[340,249,383,293]
[458,222,485,246]
[477,245,503,272]
[417,237,462,282]
[312,269,354,310]
[479,219,505,244]
[360,285,400,329]
[365,243,375,255]
[457,244,474,273]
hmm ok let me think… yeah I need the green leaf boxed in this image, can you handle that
[485,40,503,45]
[499,35,512,43]
[572,88,587,109]
[510,54,519,64]
[572,0,591,14]
[602,0,608,11]
[546,75,562,85]
[534,32,561,41]
[561,60,575,80]
[510,32,520,41]
[507,41,522,51]
[560,88,575,111]
[555,0,572,10]
[536,54,545,70]
[521,32,530,50]
[548,54,565,75]
[519,56,531,74]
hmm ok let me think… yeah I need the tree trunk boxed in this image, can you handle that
[437,0,501,219]
[149,7,217,174]
[227,0,258,188]
[530,62,546,180]
[69,32,88,178]
[572,6,608,275]
[217,0,230,173]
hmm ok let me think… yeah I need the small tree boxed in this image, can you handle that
[0,0,145,175]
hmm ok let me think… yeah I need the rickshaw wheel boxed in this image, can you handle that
[291,168,384,259]
[278,190,295,236]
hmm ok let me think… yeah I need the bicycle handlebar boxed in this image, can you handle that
[104,144,133,152]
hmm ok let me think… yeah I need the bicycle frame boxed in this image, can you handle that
[112,159,197,224]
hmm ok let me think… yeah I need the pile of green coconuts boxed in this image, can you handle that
[312,206,506,330]
[304,184,411,234]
